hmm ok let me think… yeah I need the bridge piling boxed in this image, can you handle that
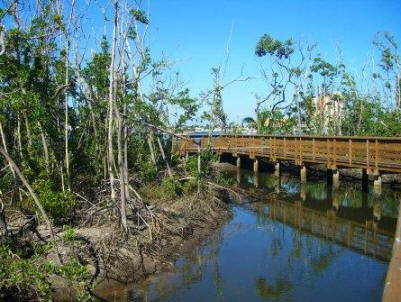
[274,162,280,177]
[333,169,340,189]
[374,175,382,196]
[300,165,307,183]
[253,159,259,173]
[236,156,241,169]
[362,169,369,193]
[327,169,333,185]
[300,183,306,201]
[254,172,259,188]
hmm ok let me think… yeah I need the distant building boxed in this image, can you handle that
[311,92,344,134]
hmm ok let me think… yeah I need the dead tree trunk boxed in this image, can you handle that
[0,121,15,177]
[38,122,50,174]
[157,136,172,177]
[0,147,57,248]
[107,0,118,202]
[147,130,157,168]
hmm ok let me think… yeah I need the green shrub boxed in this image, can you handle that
[186,150,218,178]
[0,245,92,301]
[31,179,77,224]
[183,177,197,194]
[215,171,235,186]
[136,159,157,183]
[161,177,183,198]
[62,225,76,243]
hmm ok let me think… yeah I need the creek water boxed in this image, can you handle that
[96,165,400,302]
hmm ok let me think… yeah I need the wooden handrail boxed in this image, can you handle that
[173,134,401,173]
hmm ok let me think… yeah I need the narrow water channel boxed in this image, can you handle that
[97,165,400,302]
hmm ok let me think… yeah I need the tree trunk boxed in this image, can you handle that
[64,39,71,190]
[38,122,50,174]
[157,136,172,177]
[116,116,128,232]
[0,121,15,177]
[0,147,57,250]
[123,103,130,200]
[23,112,33,148]
[107,0,118,202]
[147,130,157,168]
[197,144,201,194]
[17,114,23,159]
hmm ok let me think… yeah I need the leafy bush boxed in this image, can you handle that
[186,150,218,178]
[183,177,198,194]
[215,171,235,186]
[31,179,77,224]
[161,177,183,198]
[62,225,76,242]
[136,158,157,183]
[0,245,92,301]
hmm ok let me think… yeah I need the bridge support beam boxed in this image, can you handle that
[254,172,259,188]
[332,188,340,212]
[236,156,241,169]
[300,165,307,183]
[373,196,382,231]
[300,183,306,201]
[275,174,281,193]
[374,175,382,196]
[274,162,280,177]
[362,169,369,193]
[253,159,259,173]
[333,169,340,189]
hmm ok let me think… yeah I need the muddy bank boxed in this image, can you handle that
[49,190,231,302]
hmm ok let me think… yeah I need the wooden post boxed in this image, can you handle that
[327,169,333,186]
[374,174,382,196]
[254,172,259,188]
[300,183,306,201]
[382,194,401,301]
[253,158,259,173]
[157,137,172,177]
[274,162,280,177]
[362,169,369,193]
[333,169,340,189]
[197,144,201,194]
[300,165,307,183]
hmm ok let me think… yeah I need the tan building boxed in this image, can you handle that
[311,92,344,134]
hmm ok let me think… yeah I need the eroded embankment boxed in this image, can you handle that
[48,189,232,301]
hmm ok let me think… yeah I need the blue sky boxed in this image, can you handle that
[78,0,401,123]
[143,0,401,122]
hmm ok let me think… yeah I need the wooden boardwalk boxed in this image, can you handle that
[173,134,401,301]
[173,135,401,174]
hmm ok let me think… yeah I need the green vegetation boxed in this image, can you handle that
[248,32,401,136]
[0,244,92,301]
[0,0,399,300]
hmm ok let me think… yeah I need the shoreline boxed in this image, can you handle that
[50,190,232,302]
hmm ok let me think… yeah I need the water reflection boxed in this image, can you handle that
[95,168,397,302]
[238,169,399,234]
[255,277,293,301]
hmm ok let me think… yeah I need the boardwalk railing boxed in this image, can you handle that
[173,135,401,173]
